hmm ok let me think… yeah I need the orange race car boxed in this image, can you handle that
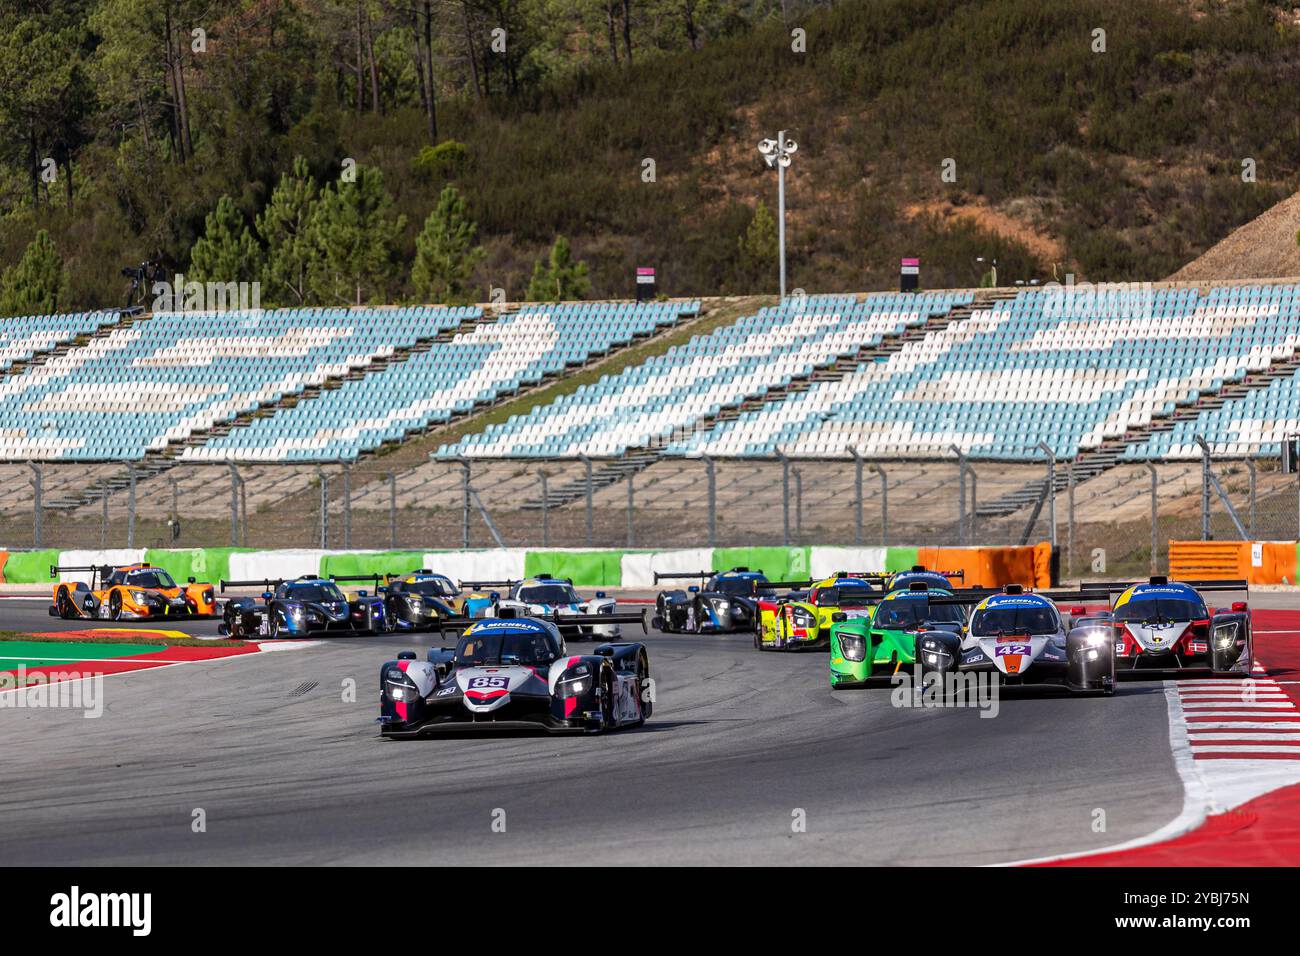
[49,564,218,621]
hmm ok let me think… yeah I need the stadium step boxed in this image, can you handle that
[974,343,1300,519]
[511,292,1017,512]
[1,308,143,379]
[38,310,497,514]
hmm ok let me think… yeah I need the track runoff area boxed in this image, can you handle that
[2,582,1296,922]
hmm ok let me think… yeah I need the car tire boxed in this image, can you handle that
[57,591,74,620]
[633,652,650,726]
[109,591,122,621]
[268,612,281,639]
[600,665,617,732]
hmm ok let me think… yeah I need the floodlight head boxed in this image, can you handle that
[783,139,798,154]
[778,153,792,168]
[758,139,776,155]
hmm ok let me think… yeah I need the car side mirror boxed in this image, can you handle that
[490,591,500,601]
[595,591,606,599]
[377,586,388,594]
[1231,601,1248,613]
[688,585,699,593]
[831,612,847,623]
[357,589,367,597]
[261,591,273,601]
[188,576,196,584]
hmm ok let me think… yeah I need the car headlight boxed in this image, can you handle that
[839,633,866,662]
[598,604,614,615]
[1214,622,1238,648]
[130,590,149,602]
[790,607,815,627]
[384,668,419,702]
[556,664,592,698]
[1078,630,1109,648]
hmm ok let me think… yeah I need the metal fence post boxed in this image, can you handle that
[27,462,42,548]
[969,466,978,545]
[316,466,329,548]
[1245,458,1256,539]
[539,470,550,547]
[878,464,888,547]
[794,468,803,541]
[851,448,863,546]
[1066,461,1075,580]
[460,458,471,549]
[576,454,593,547]
[342,461,352,550]
[170,474,180,542]
[389,470,397,548]
[101,484,108,548]
[240,477,248,548]
[1146,462,1158,574]
[126,461,136,548]
[626,471,635,548]
[776,451,790,546]
[1036,442,1056,549]
[1197,435,1210,540]
[951,445,967,546]
[703,454,717,548]
[229,463,241,548]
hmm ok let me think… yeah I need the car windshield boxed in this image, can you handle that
[970,605,1059,636]
[518,584,579,605]
[713,577,767,596]
[818,586,875,607]
[874,599,966,628]
[457,629,560,666]
[125,569,176,590]
[405,577,457,597]
[283,583,344,603]
[1114,597,1207,623]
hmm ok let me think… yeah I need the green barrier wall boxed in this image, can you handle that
[3,549,62,584]
[711,546,811,582]
[319,551,428,580]
[885,546,921,571]
[524,551,623,587]
[144,548,253,586]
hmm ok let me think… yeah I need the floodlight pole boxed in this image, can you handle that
[758,130,797,298]
[1037,441,1056,549]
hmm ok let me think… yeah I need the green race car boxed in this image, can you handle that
[829,582,968,687]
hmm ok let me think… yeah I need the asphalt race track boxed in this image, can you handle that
[3,592,1295,866]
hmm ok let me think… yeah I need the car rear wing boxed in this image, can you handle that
[50,563,113,584]
[219,578,286,593]
[435,608,649,635]
[923,587,1119,607]
[459,580,517,591]
[330,574,384,585]
[1076,578,1249,594]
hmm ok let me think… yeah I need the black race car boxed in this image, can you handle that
[652,567,778,633]
[378,614,652,736]
[218,575,388,637]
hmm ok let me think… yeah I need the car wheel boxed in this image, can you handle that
[57,591,74,620]
[600,665,617,731]
[268,612,281,639]
[634,652,650,726]
[108,591,122,621]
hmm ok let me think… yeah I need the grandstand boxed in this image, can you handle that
[3,281,1300,560]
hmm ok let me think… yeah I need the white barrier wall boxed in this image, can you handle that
[58,549,148,584]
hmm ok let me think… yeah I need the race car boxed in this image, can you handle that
[914,585,1116,695]
[1076,576,1253,677]
[884,566,965,593]
[378,614,652,736]
[475,576,624,639]
[755,573,885,651]
[49,563,217,621]
[652,567,777,633]
[218,575,387,637]
[330,571,497,631]
[829,581,969,687]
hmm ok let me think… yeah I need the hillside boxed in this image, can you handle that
[1166,188,1300,281]
[3,0,1300,311]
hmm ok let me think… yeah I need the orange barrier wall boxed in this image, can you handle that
[916,542,1052,589]
[0,550,7,584]
[1168,540,1299,585]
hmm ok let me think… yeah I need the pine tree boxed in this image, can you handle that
[256,157,318,307]
[307,165,406,306]
[188,195,261,286]
[526,235,590,302]
[737,199,778,282]
[411,184,485,305]
[0,230,64,316]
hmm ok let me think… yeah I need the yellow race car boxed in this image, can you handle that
[754,573,884,651]
[50,563,217,621]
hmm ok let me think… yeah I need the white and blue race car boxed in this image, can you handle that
[475,576,624,640]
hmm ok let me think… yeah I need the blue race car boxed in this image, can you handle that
[218,575,387,637]
[652,567,779,633]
